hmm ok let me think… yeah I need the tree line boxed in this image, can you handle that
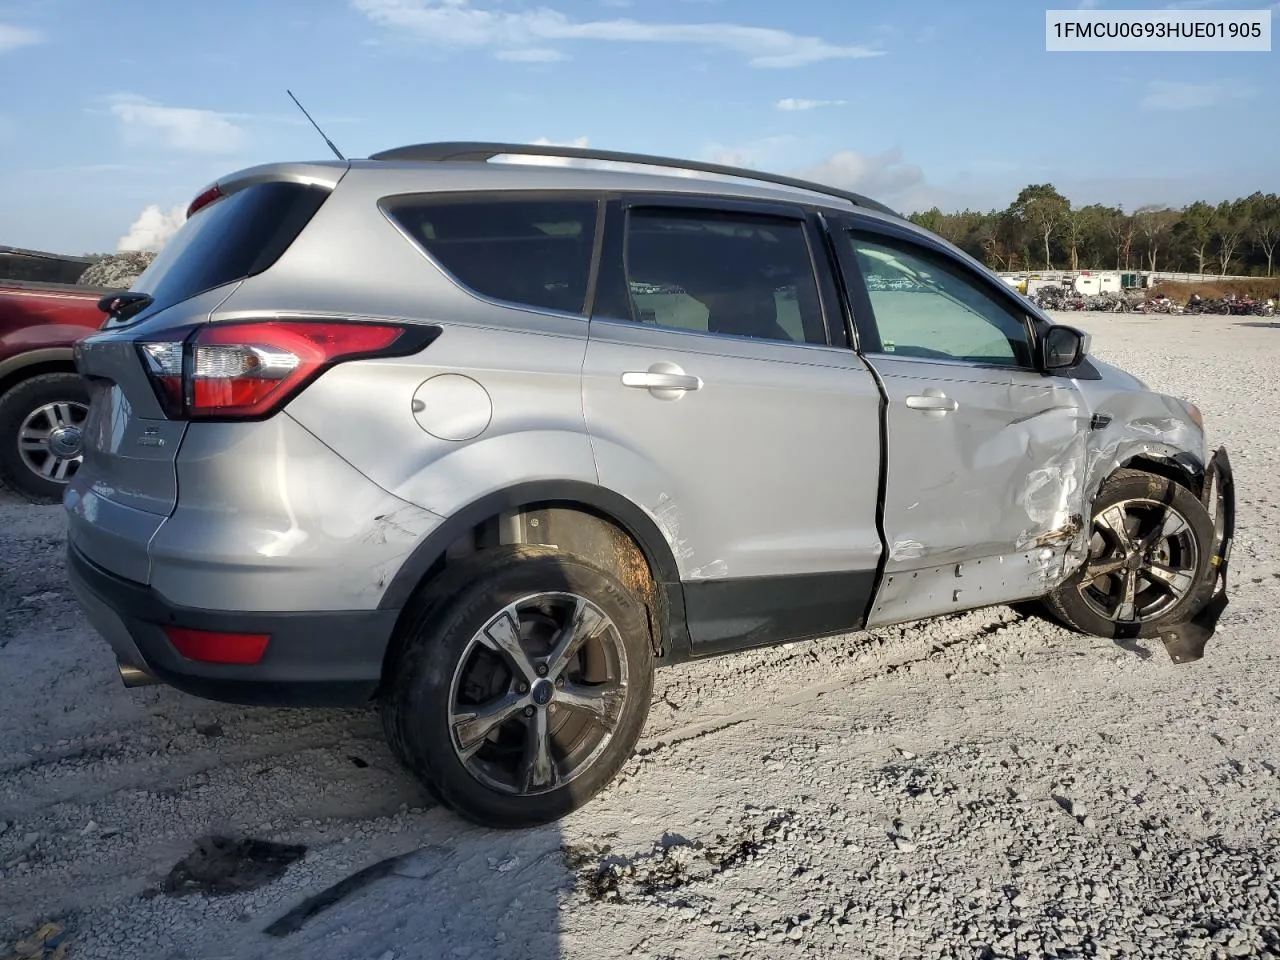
[908,186,1280,277]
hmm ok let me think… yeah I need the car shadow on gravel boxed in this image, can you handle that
[0,486,571,960]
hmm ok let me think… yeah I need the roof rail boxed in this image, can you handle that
[367,141,901,219]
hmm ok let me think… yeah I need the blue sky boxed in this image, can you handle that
[1,0,1276,253]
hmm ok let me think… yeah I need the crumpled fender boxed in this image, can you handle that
[1158,446,1235,664]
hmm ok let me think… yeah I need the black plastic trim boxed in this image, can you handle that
[67,544,395,707]
[377,479,686,603]
[592,197,633,322]
[1159,445,1235,664]
[581,196,608,318]
[827,220,881,355]
[811,211,855,351]
[683,570,876,657]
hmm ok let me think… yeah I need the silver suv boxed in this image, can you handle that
[65,142,1235,828]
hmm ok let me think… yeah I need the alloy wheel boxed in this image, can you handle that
[1077,498,1201,624]
[448,592,629,796]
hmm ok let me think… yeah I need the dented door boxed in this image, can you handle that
[864,356,1087,626]
[833,222,1090,627]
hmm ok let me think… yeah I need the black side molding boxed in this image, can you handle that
[683,570,875,658]
[377,480,684,612]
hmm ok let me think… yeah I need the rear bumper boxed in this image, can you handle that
[66,543,399,707]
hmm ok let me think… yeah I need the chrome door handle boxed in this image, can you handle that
[621,372,702,391]
[905,390,958,417]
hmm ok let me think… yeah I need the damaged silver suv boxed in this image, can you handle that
[65,142,1235,828]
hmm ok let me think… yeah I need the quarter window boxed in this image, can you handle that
[848,233,1032,366]
[385,197,599,315]
[621,208,827,345]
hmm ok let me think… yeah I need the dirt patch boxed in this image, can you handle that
[564,808,794,903]
[161,837,307,897]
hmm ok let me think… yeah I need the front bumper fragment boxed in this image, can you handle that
[1160,445,1235,664]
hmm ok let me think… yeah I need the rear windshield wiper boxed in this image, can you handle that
[97,292,154,324]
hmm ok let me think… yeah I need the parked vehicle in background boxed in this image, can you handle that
[0,280,108,498]
[64,142,1236,829]
[0,244,96,285]
[0,250,155,499]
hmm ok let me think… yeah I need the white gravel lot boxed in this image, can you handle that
[1,312,1277,960]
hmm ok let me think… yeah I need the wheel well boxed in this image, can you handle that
[379,502,667,689]
[0,359,78,401]
[1117,454,1203,498]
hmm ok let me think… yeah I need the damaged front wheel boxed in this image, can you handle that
[1045,468,1217,642]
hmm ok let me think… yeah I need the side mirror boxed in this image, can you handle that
[1041,324,1090,370]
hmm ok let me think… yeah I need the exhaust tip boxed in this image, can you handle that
[118,660,161,688]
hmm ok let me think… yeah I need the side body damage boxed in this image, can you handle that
[861,355,1234,663]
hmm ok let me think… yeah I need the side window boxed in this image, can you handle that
[848,232,1033,367]
[622,208,827,345]
[384,196,598,315]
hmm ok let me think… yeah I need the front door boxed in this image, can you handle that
[833,221,1089,627]
[581,198,884,654]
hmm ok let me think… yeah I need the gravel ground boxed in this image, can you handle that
[1,312,1277,960]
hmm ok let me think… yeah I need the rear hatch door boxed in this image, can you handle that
[66,175,338,584]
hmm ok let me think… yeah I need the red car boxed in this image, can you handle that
[0,279,107,499]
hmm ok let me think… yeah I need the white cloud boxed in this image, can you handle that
[776,97,846,111]
[107,94,247,153]
[1140,79,1253,111]
[117,204,186,253]
[351,0,882,67]
[800,147,925,199]
[0,22,42,52]
[495,46,567,61]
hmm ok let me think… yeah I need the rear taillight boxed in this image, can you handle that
[138,320,438,420]
[139,342,184,414]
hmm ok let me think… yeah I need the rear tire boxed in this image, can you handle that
[382,546,654,828]
[0,373,90,502]
[1045,469,1216,640]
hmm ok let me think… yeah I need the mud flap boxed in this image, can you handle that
[1160,446,1235,664]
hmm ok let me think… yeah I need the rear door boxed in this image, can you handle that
[581,195,884,655]
[831,217,1088,627]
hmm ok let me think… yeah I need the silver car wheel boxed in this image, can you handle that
[447,591,629,797]
[17,400,88,485]
[1077,497,1201,624]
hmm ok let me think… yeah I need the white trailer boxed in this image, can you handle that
[1071,272,1122,295]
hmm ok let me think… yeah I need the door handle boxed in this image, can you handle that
[620,362,703,400]
[905,390,958,417]
[621,372,702,391]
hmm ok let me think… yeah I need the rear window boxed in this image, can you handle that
[384,196,599,315]
[130,181,330,316]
